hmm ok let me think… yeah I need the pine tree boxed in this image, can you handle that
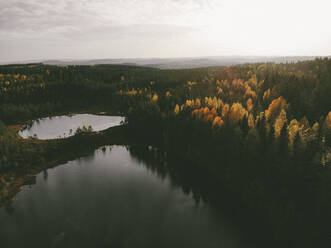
[278,123,289,157]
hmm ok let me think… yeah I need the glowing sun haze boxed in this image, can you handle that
[1,0,330,62]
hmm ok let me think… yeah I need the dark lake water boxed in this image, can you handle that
[0,146,243,248]
[19,114,125,139]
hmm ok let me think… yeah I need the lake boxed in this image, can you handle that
[0,146,243,248]
[18,114,125,139]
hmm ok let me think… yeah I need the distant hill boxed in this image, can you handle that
[2,56,330,69]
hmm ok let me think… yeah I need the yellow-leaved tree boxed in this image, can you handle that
[195,98,201,108]
[229,103,247,125]
[248,113,255,128]
[274,109,287,137]
[246,98,254,112]
[212,116,224,127]
[265,96,288,121]
[287,119,302,144]
[222,104,230,119]
[151,93,158,102]
[325,111,331,128]
[263,89,271,101]
[325,111,331,146]
[174,104,180,115]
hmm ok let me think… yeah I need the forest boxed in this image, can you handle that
[0,59,331,247]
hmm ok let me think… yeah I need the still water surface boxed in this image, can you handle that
[19,114,125,139]
[0,146,243,248]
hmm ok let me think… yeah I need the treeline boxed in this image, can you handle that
[0,64,210,124]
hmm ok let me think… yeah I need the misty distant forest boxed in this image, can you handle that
[0,58,331,247]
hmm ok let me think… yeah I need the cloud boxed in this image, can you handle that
[0,0,212,34]
[0,0,93,33]
[0,0,330,62]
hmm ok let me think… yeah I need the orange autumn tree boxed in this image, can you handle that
[248,113,255,128]
[287,119,302,144]
[325,111,331,128]
[244,85,257,99]
[229,103,247,125]
[204,97,223,110]
[265,96,288,122]
[185,99,195,108]
[263,89,271,101]
[212,116,224,127]
[174,104,180,115]
[222,104,230,119]
[195,98,201,108]
[151,93,158,102]
[246,98,254,112]
[274,109,287,137]
[191,106,219,123]
[325,111,331,146]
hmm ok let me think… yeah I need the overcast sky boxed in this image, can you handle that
[1,0,331,62]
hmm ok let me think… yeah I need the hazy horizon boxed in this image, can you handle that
[2,55,329,63]
[1,0,331,63]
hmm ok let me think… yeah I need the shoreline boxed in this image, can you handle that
[1,115,152,208]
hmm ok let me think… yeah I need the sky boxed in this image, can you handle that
[1,0,331,62]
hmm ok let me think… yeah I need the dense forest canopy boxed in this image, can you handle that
[0,59,331,247]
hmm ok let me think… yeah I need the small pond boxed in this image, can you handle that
[0,146,243,248]
[18,114,125,139]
